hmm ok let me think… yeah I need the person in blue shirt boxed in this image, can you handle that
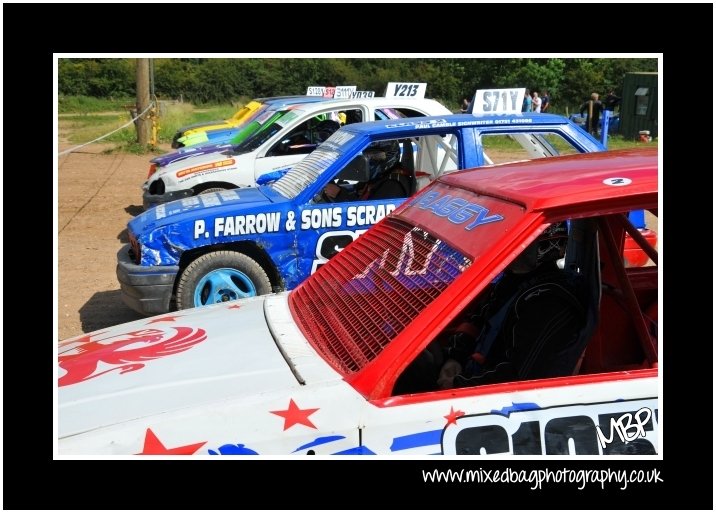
[522,90,532,112]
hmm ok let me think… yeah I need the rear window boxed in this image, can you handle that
[289,182,525,375]
[290,217,472,374]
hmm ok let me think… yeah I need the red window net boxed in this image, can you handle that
[290,217,472,375]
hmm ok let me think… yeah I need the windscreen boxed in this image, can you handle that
[270,130,355,199]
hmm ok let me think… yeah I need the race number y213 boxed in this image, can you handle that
[385,82,427,98]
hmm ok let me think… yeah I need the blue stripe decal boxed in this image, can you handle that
[390,430,442,451]
[208,443,259,455]
[333,445,376,455]
[491,402,541,417]
[292,435,346,452]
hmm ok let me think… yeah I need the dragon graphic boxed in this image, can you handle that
[58,327,207,387]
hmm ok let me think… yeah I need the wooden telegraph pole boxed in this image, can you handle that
[136,58,150,146]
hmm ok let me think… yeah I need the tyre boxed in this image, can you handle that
[198,187,227,194]
[176,251,272,310]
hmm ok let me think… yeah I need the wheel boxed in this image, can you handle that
[198,187,227,195]
[176,251,272,310]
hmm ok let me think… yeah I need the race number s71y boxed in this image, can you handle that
[471,88,526,114]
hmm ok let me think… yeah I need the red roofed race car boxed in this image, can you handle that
[58,147,659,456]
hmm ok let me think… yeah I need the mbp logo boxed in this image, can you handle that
[596,407,655,454]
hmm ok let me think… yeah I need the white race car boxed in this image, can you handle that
[143,83,450,209]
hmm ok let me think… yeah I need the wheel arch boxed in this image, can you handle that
[176,241,283,294]
[192,181,240,194]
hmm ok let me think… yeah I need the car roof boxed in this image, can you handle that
[440,147,658,212]
[292,96,447,110]
[259,95,329,106]
[342,112,580,135]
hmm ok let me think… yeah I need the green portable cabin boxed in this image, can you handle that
[619,72,658,139]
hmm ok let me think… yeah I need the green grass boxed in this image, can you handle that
[58,95,135,114]
[604,135,658,150]
[155,103,237,145]
[60,100,241,154]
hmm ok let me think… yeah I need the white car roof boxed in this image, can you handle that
[285,96,450,113]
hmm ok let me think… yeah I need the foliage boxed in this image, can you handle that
[59,59,135,97]
[59,58,658,109]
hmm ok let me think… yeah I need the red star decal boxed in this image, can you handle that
[137,428,206,455]
[444,406,465,426]
[270,399,319,431]
[146,315,183,324]
[227,304,242,309]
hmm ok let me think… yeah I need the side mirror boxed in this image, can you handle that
[335,154,370,182]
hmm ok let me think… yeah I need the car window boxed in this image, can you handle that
[375,108,405,120]
[233,109,303,153]
[265,109,363,157]
[393,208,658,397]
[481,131,580,165]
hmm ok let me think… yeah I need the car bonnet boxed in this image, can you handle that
[58,297,298,437]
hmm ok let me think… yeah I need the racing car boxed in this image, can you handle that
[59,147,659,455]
[142,85,452,209]
[119,112,607,315]
[173,86,372,149]
[171,97,264,148]
[149,96,330,173]
[172,95,334,150]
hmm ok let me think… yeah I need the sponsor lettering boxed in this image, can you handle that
[411,191,504,229]
[301,207,343,230]
[176,159,235,178]
[346,204,395,226]
[193,212,282,239]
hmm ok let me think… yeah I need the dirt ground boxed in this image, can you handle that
[57,126,657,341]
[58,116,176,339]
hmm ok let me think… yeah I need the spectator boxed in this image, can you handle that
[541,90,551,112]
[532,91,542,113]
[604,89,621,112]
[580,92,603,136]
[522,90,532,112]
[460,98,470,113]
